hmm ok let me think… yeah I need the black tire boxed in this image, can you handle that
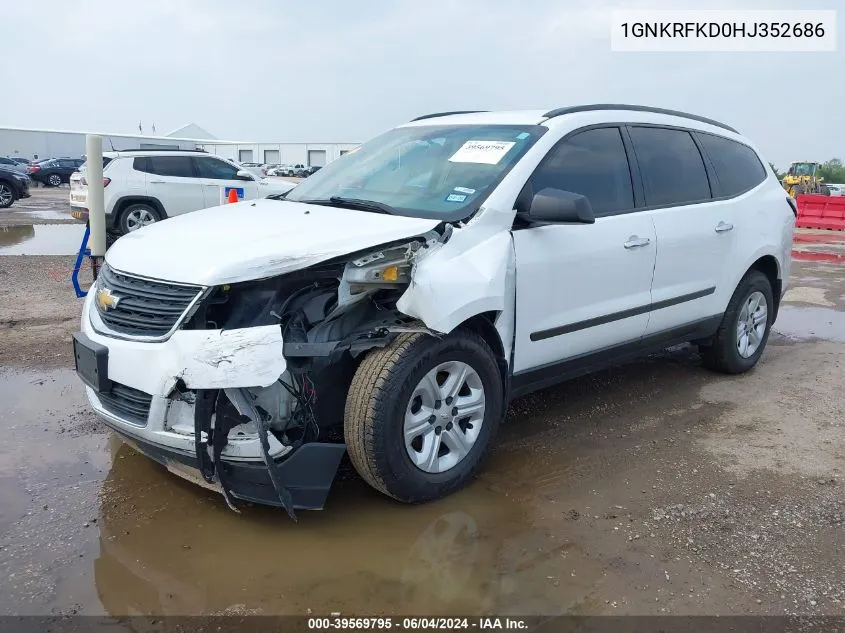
[46,173,62,187]
[344,330,504,504]
[118,203,161,234]
[699,270,774,374]
[0,182,15,208]
[821,185,831,196]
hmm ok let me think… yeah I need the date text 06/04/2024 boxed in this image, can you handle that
[307,617,529,630]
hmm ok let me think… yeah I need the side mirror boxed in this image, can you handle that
[525,188,595,224]
[235,170,255,181]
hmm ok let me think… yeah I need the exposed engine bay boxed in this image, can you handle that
[177,228,450,519]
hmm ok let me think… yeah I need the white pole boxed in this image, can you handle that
[85,135,107,257]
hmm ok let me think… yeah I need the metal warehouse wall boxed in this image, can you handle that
[0,129,201,159]
[200,142,360,165]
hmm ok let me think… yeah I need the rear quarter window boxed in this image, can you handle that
[628,126,712,207]
[696,133,767,197]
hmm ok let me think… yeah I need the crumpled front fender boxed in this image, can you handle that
[396,228,514,335]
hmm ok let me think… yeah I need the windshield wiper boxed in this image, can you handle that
[300,196,396,215]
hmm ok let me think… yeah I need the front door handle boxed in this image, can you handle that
[624,236,651,249]
[149,179,166,184]
[715,221,734,233]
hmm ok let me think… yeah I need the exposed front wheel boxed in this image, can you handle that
[699,270,774,374]
[344,331,503,503]
[118,203,160,234]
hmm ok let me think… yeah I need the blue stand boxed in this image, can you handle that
[72,224,92,298]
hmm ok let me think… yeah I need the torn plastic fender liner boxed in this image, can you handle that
[396,229,515,335]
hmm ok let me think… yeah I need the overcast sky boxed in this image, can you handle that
[1,0,841,168]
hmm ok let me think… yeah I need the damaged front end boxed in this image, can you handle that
[158,229,449,518]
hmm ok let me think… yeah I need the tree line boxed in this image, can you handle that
[769,159,845,184]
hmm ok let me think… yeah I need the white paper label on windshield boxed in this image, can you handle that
[449,140,516,165]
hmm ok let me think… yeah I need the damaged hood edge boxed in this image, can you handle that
[103,199,442,286]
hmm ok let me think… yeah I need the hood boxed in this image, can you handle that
[256,178,295,195]
[104,199,440,285]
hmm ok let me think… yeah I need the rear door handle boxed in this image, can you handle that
[149,179,166,184]
[624,236,651,249]
[715,221,734,233]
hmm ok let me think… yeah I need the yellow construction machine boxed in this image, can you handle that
[781,161,830,197]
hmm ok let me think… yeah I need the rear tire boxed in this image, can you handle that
[118,203,161,234]
[699,270,774,374]
[344,330,503,504]
[47,174,62,187]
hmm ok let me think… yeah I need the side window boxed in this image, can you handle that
[58,159,77,168]
[528,127,635,217]
[146,156,194,178]
[628,127,711,206]
[133,157,150,173]
[195,157,241,180]
[696,133,766,197]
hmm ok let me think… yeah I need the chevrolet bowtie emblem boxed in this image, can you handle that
[96,287,121,311]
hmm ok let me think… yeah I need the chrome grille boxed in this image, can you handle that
[98,382,153,425]
[95,264,203,338]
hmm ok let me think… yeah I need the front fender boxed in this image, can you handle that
[396,228,514,335]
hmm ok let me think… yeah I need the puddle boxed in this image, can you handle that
[0,224,85,255]
[773,305,845,342]
[0,367,590,617]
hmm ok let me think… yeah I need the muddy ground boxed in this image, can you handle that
[1,190,845,618]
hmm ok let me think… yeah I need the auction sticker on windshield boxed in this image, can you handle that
[449,140,516,165]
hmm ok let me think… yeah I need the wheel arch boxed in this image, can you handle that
[453,311,510,406]
[112,196,168,229]
[747,254,782,320]
[0,177,20,198]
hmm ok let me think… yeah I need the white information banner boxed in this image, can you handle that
[611,10,837,52]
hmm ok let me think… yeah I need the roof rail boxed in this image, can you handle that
[110,147,208,153]
[541,104,738,134]
[410,110,488,122]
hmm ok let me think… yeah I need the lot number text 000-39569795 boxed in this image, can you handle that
[307,617,529,630]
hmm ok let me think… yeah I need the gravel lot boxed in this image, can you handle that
[1,189,845,619]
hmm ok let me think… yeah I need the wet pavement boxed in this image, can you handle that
[1,234,845,618]
[0,224,86,256]
[0,187,79,228]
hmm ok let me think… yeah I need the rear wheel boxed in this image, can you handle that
[118,203,160,234]
[47,173,62,187]
[699,270,774,374]
[344,330,503,503]
[0,183,14,208]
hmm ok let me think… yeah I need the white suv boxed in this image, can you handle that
[69,150,296,235]
[73,105,794,517]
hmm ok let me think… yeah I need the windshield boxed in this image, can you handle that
[283,124,546,220]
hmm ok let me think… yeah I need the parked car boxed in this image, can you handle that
[825,183,843,196]
[265,165,291,176]
[28,157,84,186]
[9,157,32,165]
[73,105,793,517]
[237,162,267,177]
[300,165,322,177]
[0,165,31,208]
[69,149,296,235]
[0,157,29,173]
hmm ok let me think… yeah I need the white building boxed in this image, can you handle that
[0,123,359,167]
